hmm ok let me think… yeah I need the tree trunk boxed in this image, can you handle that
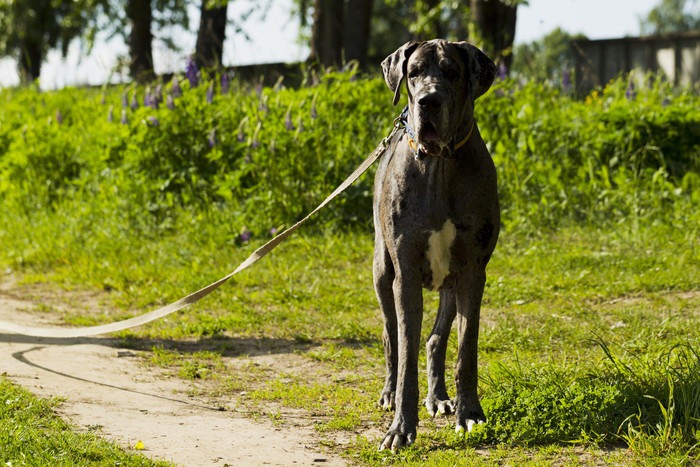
[309,0,343,67]
[17,38,43,83]
[343,0,373,69]
[126,0,154,83]
[195,0,229,69]
[470,0,517,72]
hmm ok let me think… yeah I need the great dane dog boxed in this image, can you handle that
[373,39,499,451]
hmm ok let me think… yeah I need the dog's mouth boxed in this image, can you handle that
[416,120,446,155]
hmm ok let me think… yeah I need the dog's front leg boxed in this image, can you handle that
[380,273,423,451]
[454,267,487,433]
[425,290,457,417]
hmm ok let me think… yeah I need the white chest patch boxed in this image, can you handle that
[427,220,456,290]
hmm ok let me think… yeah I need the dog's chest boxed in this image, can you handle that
[426,219,457,290]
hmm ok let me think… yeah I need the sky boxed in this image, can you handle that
[0,0,661,89]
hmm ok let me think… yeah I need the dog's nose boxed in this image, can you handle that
[418,93,440,109]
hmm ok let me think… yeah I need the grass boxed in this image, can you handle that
[1,72,699,464]
[3,223,698,465]
[0,377,172,466]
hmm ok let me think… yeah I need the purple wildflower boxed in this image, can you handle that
[121,92,128,108]
[221,72,230,94]
[107,106,114,123]
[144,87,152,108]
[284,109,295,131]
[121,109,128,125]
[166,94,175,110]
[171,76,182,97]
[237,128,245,143]
[185,56,199,88]
[55,109,63,125]
[147,116,159,127]
[626,81,637,101]
[208,128,217,148]
[130,92,139,110]
[310,101,318,119]
[662,97,670,107]
[269,227,278,237]
[100,93,106,105]
[251,138,260,149]
[153,84,163,106]
[237,228,252,243]
[562,69,571,93]
[497,63,507,80]
[206,82,214,104]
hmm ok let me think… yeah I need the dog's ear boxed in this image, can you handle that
[382,41,419,106]
[455,42,497,100]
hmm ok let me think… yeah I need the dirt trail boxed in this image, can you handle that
[0,290,346,466]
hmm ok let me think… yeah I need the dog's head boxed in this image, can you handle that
[382,39,496,157]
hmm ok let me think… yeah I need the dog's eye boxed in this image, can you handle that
[408,66,422,79]
[444,68,459,80]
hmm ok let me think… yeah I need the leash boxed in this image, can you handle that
[0,123,402,338]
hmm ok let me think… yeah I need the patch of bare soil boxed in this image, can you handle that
[0,279,346,466]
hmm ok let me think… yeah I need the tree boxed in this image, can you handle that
[512,27,587,81]
[0,0,96,83]
[126,0,155,82]
[469,0,525,73]
[195,0,229,69]
[308,0,344,67]
[344,0,374,68]
[640,0,700,35]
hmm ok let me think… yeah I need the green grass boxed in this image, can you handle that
[0,377,172,466]
[1,72,699,465]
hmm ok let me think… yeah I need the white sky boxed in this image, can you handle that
[0,0,661,89]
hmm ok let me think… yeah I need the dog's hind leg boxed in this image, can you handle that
[425,290,457,417]
[374,242,397,411]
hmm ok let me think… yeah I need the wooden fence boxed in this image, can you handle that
[571,31,700,95]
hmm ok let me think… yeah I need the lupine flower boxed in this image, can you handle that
[166,94,175,110]
[497,63,507,80]
[237,228,252,243]
[208,128,217,147]
[130,92,139,110]
[284,109,295,131]
[144,87,152,108]
[206,82,214,104]
[310,101,318,119]
[662,97,670,107]
[171,76,182,97]
[147,116,159,126]
[100,93,106,105]
[626,81,636,101]
[221,72,230,94]
[251,138,260,149]
[55,109,63,125]
[121,109,128,125]
[185,56,199,88]
[562,69,571,93]
[237,128,245,142]
[122,92,128,108]
[108,106,114,123]
[153,84,163,106]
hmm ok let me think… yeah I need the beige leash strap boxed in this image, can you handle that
[0,126,400,339]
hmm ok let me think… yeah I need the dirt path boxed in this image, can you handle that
[0,290,347,466]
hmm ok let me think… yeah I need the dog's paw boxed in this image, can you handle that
[454,395,486,434]
[455,418,485,434]
[424,395,453,417]
[378,388,396,411]
[379,428,416,452]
